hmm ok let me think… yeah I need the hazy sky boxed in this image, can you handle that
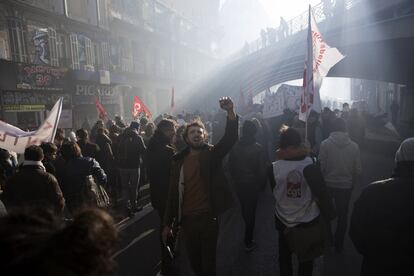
[259,0,320,26]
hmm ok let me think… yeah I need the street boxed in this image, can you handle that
[114,144,397,276]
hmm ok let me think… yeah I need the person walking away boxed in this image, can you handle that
[116,121,146,215]
[229,120,267,251]
[350,137,414,276]
[3,145,64,215]
[55,142,106,215]
[347,109,366,147]
[147,119,177,275]
[0,149,18,191]
[96,127,116,195]
[162,97,238,276]
[76,128,101,163]
[318,118,362,253]
[40,142,58,176]
[390,99,399,127]
[269,126,335,276]
[90,120,105,142]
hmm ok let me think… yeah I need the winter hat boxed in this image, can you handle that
[395,137,414,163]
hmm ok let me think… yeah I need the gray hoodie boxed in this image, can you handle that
[318,131,362,189]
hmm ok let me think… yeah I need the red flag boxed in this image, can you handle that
[132,95,152,119]
[171,87,175,112]
[95,96,107,120]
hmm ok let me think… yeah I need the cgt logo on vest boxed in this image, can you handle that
[286,170,302,198]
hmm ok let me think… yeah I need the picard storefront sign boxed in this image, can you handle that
[73,83,118,105]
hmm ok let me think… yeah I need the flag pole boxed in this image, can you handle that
[305,5,312,144]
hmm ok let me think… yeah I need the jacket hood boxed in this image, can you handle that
[148,131,171,150]
[276,145,310,160]
[328,132,351,148]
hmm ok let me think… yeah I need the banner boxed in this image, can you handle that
[0,98,63,153]
[263,84,302,119]
[299,6,344,121]
[132,95,152,119]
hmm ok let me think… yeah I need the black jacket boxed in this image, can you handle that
[146,131,176,213]
[3,165,64,214]
[349,161,414,276]
[116,127,146,169]
[229,136,267,190]
[55,157,106,213]
[164,116,238,226]
[77,140,101,162]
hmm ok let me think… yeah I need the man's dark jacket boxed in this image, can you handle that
[229,136,267,188]
[350,161,414,276]
[55,157,106,213]
[3,165,65,214]
[116,127,146,169]
[164,116,238,226]
[147,131,176,213]
[77,140,101,162]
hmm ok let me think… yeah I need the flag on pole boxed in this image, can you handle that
[171,87,175,112]
[95,96,107,121]
[0,98,63,153]
[132,95,152,119]
[299,5,345,121]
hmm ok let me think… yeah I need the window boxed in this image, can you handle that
[0,30,10,60]
[7,17,28,63]
[84,36,94,67]
[93,42,101,69]
[69,33,80,69]
[101,42,110,70]
[120,38,132,72]
[56,33,68,66]
[132,40,145,74]
[48,28,58,66]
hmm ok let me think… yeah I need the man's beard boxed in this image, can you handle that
[189,142,205,150]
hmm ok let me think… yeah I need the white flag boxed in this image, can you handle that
[0,98,63,153]
[299,6,345,121]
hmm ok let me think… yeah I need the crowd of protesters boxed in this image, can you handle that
[0,95,412,276]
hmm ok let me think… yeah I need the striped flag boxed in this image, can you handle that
[299,5,345,121]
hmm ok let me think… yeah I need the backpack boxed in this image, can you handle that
[81,175,111,209]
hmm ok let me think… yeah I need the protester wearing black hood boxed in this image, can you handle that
[350,137,414,276]
[229,119,267,251]
[146,119,177,275]
[116,121,146,215]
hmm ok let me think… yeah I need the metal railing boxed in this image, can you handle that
[229,0,362,60]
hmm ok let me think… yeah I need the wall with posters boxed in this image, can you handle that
[263,84,302,119]
[0,62,71,129]
[16,63,68,91]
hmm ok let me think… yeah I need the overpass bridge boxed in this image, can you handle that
[184,0,414,110]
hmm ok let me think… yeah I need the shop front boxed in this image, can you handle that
[0,62,71,130]
[72,81,120,130]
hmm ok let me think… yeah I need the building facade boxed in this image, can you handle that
[0,0,218,130]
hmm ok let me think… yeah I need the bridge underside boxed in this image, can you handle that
[187,14,414,110]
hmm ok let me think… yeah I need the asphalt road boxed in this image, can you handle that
[114,146,396,276]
